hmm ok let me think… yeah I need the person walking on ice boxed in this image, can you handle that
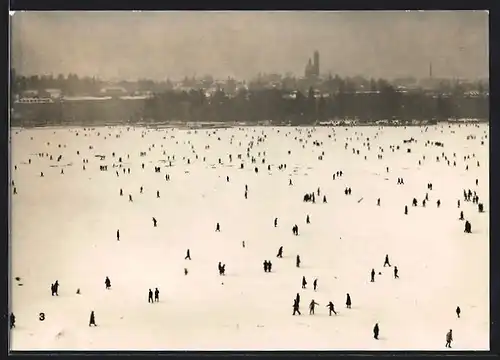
[10,313,15,329]
[394,266,399,279]
[105,276,111,289]
[148,289,154,303]
[456,306,461,318]
[346,293,352,309]
[445,329,453,348]
[370,269,376,282]
[296,255,301,268]
[326,301,337,316]
[292,299,301,316]
[373,323,380,340]
[309,299,319,315]
[89,311,97,327]
[384,254,391,267]
[154,288,160,302]
[302,276,307,289]
[277,246,283,258]
[313,278,318,291]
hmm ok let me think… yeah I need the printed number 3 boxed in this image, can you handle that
[39,312,45,321]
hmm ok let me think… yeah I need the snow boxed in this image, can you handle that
[10,124,489,351]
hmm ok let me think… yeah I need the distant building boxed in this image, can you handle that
[304,50,320,78]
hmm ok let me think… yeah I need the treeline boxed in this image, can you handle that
[143,87,488,124]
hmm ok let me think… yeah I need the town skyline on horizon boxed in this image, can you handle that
[11,11,489,82]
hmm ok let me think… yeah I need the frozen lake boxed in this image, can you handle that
[9,124,489,351]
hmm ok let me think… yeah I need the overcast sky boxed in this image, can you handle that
[10,11,489,81]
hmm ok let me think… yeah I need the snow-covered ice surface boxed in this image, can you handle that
[9,124,489,351]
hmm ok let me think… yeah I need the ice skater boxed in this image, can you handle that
[373,323,380,340]
[309,299,319,315]
[89,311,97,327]
[313,278,318,291]
[274,218,278,227]
[383,254,391,267]
[51,280,59,296]
[292,299,301,315]
[277,246,283,258]
[105,276,111,289]
[370,269,376,282]
[394,266,399,279]
[445,329,453,348]
[456,306,461,318]
[306,215,310,224]
[302,276,307,289]
[10,313,15,329]
[154,288,160,302]
[346,293,352,308]
[326,301,337,316]
[117,229,120,241]
[148,289,154,303]
[185,249,191,260]
[216,223,221,232]
[152,217,157,227]
[296,255,301,268]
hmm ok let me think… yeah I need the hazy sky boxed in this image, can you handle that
[11,11,489,81]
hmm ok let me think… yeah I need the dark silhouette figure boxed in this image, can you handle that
[89,311,97,327]
[216,223,221,232]
[313,278,318,291]
[263,260,269,273]
[404,205,408,215]
[51,280,59,296]
[384,254,391,267]
[373,323,380,340]
[105,276,111,289]
[10,313,15,329]
[326,301,337,316]
[371,269,375,282]
[296,255,301,268]
[346,293,352,308]
[274,218,278,227]
[157,190,160,198]
[152,217,157,227]
[459,211,464,220]
[185,249,191,260]
[148,289,154,303]
[446,329,453,348]
[394,266,399,279]
[309,300,319,315]
[268,261,272,272]
[302,276,307,289]
[456,306,461,318]
[437,199,441,208]
[377,198,381,206]
[277,246,283,258]
[154,288,159,302]
[117,229,120,241]
[129,194,133,202]
[464,220,472,233]
[323,195,327,203]
[293,299,301,315]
